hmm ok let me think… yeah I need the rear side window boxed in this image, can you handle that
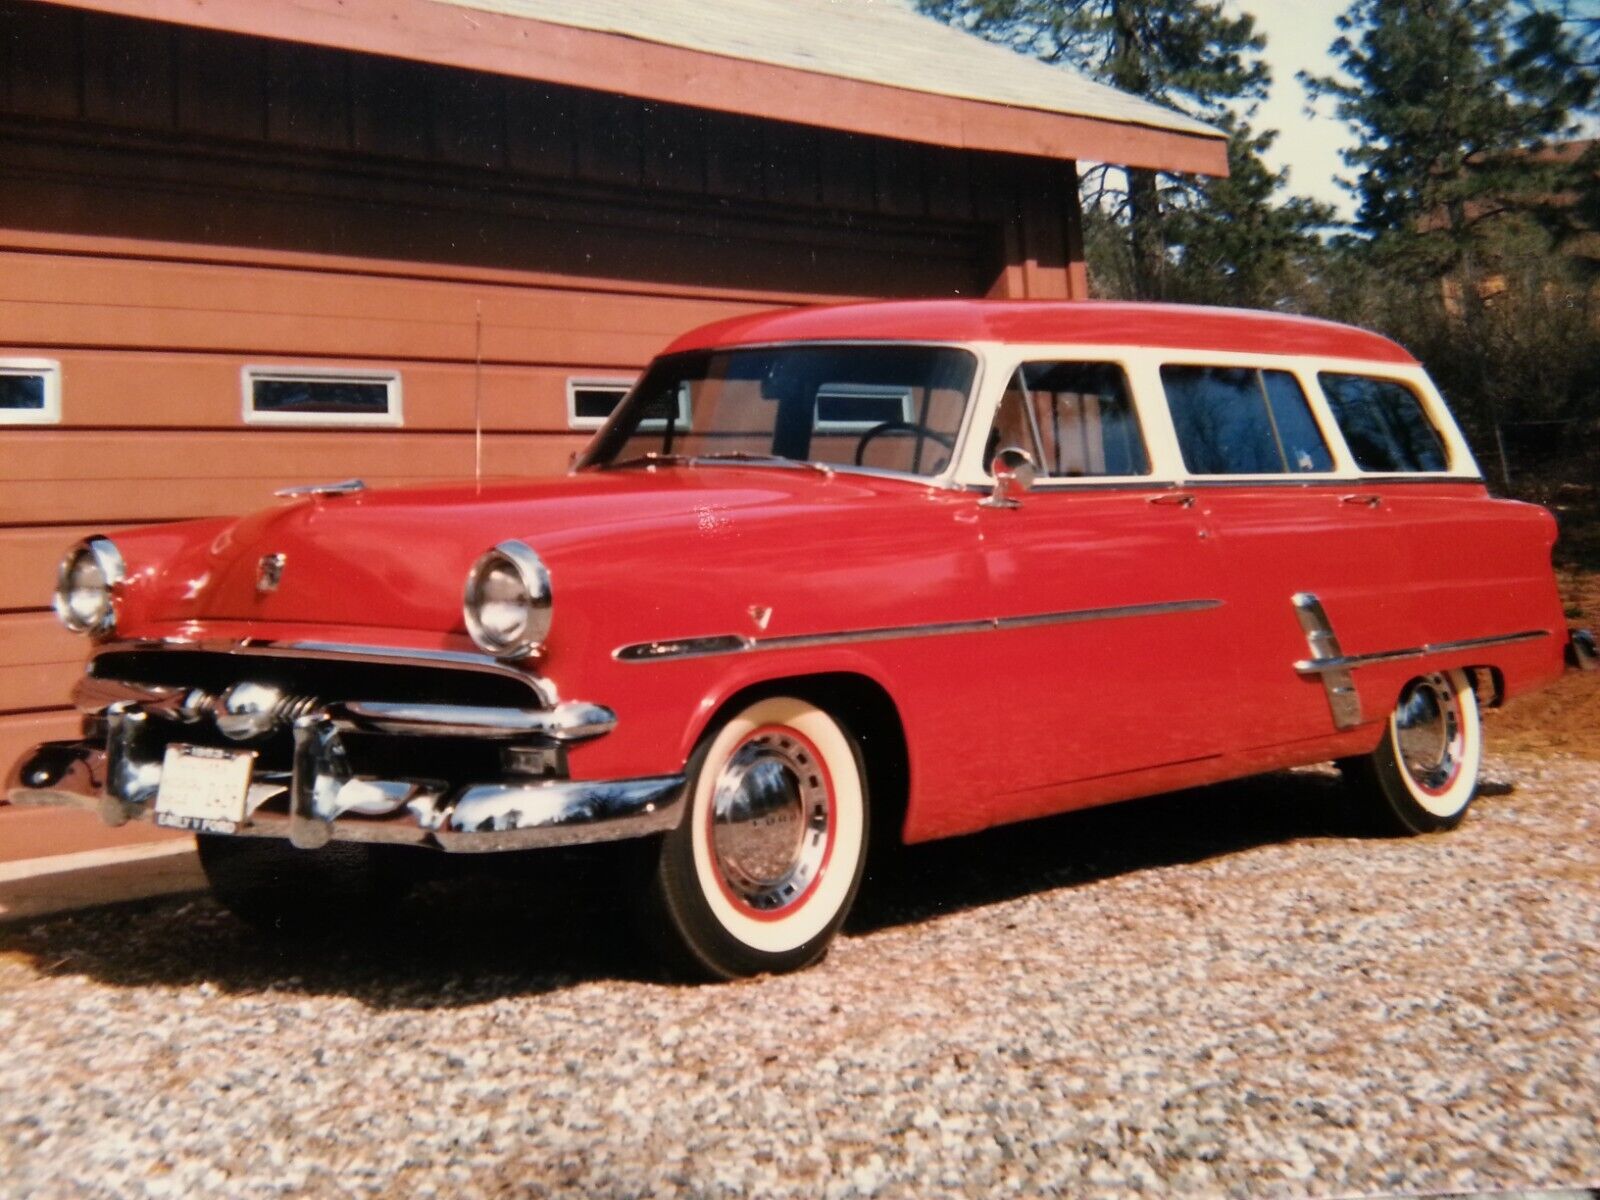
[1161,366,1333,475]
[1319,373,1449,472]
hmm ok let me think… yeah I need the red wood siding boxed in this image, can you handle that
[0,2,1086,771]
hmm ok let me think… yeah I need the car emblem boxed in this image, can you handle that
[256,553,286,594]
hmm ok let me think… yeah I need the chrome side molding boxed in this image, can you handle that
[1291,593,1363,730]
[1293,629,1550,674]
[615,598,1223,663]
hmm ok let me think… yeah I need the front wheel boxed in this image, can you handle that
[1341,668,1482,835]
[643,696,869,980]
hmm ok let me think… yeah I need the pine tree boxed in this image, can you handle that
[1302,0,1595,282]
[916,0,1324,302]
[1162,122,1336,308]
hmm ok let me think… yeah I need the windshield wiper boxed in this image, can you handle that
[691,452,836,478]
[605,451,693,470]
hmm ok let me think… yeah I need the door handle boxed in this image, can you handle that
[1339,493,1382,509]
[1148,492,1195,508]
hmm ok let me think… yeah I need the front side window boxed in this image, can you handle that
[1319,373,1449,473]
[1162,365,1333,475]
[0,359,61,425]
[243,367,402,427]
[581,344,976,479]
[991,361,1149,478]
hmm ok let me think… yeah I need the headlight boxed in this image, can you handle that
[53,536,125,636]
[463,541,551,659]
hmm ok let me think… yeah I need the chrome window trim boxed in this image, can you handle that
[615,598,1222,662]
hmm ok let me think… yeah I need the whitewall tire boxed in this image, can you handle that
[646,696,869,979]
[1343,668,1482,834]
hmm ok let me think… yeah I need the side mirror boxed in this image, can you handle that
[981,446,1037,509]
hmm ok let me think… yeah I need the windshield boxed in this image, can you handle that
[579,344,978,479]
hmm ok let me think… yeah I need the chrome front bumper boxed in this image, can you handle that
[6,692,685,853]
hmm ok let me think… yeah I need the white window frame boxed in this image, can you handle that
[0,358,62,425]
[241,365,403,427]
[812,383,916,433]
[566,376,691,432]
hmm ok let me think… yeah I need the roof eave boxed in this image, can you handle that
[41,0,1230,176]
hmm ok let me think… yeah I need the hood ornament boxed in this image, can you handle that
[275,478,366,499]
[256,553,286,595]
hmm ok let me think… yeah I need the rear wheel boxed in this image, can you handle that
[643,696,869,980]
[1341,668,1482,835]
[197,835,415,934]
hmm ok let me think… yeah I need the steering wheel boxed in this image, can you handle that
[853,421,956,468]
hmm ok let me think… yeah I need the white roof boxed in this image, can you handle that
[432,0,1221,139]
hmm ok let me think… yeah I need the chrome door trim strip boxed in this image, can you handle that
[1293,629,1551,675]
[615,598,1222,663]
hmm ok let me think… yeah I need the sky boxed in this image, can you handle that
[1231,0,1359,220]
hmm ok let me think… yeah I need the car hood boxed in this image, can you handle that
[118,467,950,639]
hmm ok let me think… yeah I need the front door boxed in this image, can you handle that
[970,360,1231,804]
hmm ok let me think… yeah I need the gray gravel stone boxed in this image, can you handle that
[1,750,1597,1198]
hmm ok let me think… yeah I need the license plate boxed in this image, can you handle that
[154,744,256,833]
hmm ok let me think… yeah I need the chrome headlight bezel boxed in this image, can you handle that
[53,536,125,636]
[463,540,552,660]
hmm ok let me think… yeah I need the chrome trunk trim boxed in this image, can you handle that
[614,598,1223,662]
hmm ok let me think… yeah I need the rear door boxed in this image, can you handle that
[1154,362,1409,751]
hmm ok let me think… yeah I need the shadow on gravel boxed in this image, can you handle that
[0,847,659,1007]
[848,764,1485,933]
[0,765,1510,1004]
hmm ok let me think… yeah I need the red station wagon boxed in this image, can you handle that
[9,301,1593,979]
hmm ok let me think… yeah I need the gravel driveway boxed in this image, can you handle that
[2,746,1597,1199]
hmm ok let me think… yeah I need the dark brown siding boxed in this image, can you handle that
[0,3,1085,763]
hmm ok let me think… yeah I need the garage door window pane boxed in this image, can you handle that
[0,361,61,425]
[244,369,401,426]
[1319,373,1449,472]
[0,375,44,411]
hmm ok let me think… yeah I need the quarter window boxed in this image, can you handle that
[0,359,61,425]
[1319,373,1449,473]
[1162,366,1333,475]
[243,367,402,427]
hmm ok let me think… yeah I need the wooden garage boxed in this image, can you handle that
[0,0,1225,776]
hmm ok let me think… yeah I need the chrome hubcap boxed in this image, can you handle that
[1395,674,1463,792]
[710,731,831,913]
